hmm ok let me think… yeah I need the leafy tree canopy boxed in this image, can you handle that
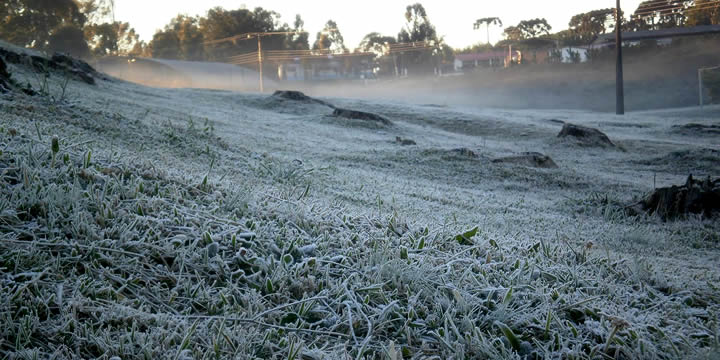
[632,0,691,29]
[284,15,309,51]
[85,21,141,56]
[568,8,615,44]
[503,18,552,42]
[359,32,397,54]
[313,20,346,53]
[198,6,283,61]
[0,0,86,49]
[398,3,439,43]
[48,24,91,58]
[685,0,720,26]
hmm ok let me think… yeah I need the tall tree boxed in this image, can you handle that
[148,30,181,59]
[568,9,615,44]
[359,32,397,76]
[313,20,346,53]
[398,3,438,43]
[48,24,91,58]
[359,32,397,54]
[503,18,552,41]
[199,7,284,61]
[502,18,553,64]
[0,0,87,49]
[685,0,720,26]
[85,21,141,57]
[169,15,205,60]
[473,17,502,45]
[80,0,113,25]
[285,15,309,50]
[148,16,205,61]
[633,0,692,29]
[397,3,441,70]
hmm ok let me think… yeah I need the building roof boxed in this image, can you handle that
[455,51,518,62]
[595,24,720,43]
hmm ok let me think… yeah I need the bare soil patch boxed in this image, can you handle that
[558,123,616,148]
[332,108,391,126]
[493,152,558,169]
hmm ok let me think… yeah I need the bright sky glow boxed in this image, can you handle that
[115,0,646,49]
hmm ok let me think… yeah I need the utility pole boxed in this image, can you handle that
[257,35,264,93]
[616,0,625,115]
[508,44,513,67]
[208,29,336,93]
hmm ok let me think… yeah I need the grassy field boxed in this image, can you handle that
[1,47,719,359]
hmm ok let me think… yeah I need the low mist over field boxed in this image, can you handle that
[1,0,720,359]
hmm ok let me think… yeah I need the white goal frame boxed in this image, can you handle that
[699,65,720,108]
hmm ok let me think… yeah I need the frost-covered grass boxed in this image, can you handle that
[1,55,720,359]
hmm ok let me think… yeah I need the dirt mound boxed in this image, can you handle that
[492,152,558,169]
[49,53,101,84]
[0,47,102,86]
[557,123,615,147]
[395,136,416,146]
[0,56,34,95]
[272,90,334,108]
[251,90,335,115]
[545,118,565,125]
[672,123,720,136]
[0,47,22,64]
[636,175,720,220]
[451,147,479,158]
[332,108,391,125]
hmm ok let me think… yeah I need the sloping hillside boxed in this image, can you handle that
[1,45,719,359]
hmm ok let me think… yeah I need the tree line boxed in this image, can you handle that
[0,1,443,63]
[0,0,717,63]
[460,0,719,55]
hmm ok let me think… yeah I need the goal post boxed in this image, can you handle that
[699,65,720,108]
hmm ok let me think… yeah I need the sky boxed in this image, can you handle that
[114,0,647,49]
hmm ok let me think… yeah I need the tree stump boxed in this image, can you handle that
[640,175,720,220]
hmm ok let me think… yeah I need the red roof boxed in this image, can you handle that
[455,51,517,62]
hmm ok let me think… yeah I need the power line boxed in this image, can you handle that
[203,31,309,46]
[633,4,719,19]
[227,46,436,66]
[634,0,694,13]
[634,2,719,16]
[227,52,376,65]
[630,0,717,14]
[204,29,341,46]
[636,0,686,5]
[632,1,719,17]
[225,39,438,64]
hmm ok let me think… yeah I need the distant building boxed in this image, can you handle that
[277,54,375,82]
[453,50,521,71]
[555,46,591,63]
[594,24,720,45]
